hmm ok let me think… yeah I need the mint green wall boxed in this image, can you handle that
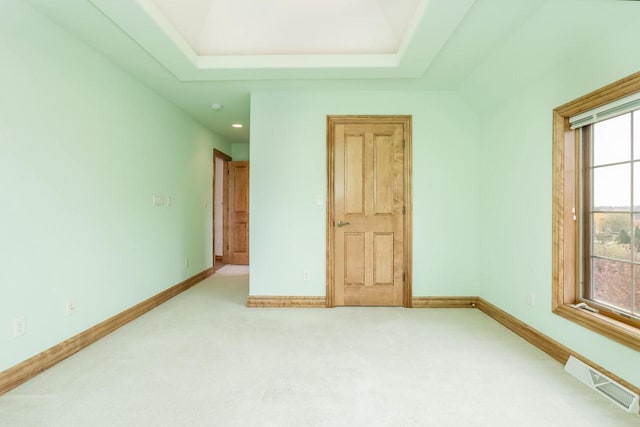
[0,2,230,372]
[477,26,640,386]
[4,0,638,395]
[249,24,640,389]
[231,143,250,161]
[249,91,481,297]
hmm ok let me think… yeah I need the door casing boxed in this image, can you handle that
[213,149,232,267]
[326,115,413,307]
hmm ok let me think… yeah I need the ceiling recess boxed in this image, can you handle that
[88,0,477,81]
[151,0,421,56]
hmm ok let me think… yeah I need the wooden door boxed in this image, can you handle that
[228,161,249,265]
[328,116,411,307]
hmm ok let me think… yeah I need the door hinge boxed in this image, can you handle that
[402,139,405,149]
[226,245,229,250]
[402,272,406,282]
[402,206,406,215]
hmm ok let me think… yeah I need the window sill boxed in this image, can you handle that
[553,303,640,352]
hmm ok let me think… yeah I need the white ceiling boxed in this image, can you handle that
[89,0,475,81]
[152,0,422,56]
[22,0,640,145]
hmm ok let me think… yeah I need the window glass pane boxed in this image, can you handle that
[634,213,640,262]
[593,164,631,210]
[592,258,631,311]
[593,213,631,260]
[593,113,631,166]
[634,111,640,160]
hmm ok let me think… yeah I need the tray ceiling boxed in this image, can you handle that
[152,0,422,56]
[89,0,476,81]
[25,0,640,144]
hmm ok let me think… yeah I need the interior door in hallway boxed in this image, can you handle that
[329,117,411,306]
[228,161,249,265]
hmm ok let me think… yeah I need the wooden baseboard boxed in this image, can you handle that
[0,267,214,396]
[215,255,223,261]
[412,296,479,308]
[247,296,327,308]
[4,285,637,399]
[475,297,640,396]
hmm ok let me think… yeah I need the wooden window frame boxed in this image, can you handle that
[553,71,640,351]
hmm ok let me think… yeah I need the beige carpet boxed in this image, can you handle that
[0,265,637,426]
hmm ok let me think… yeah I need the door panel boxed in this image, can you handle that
[346,135,365,215]
[228,161,249,265]
[345,233,365,286]
[333,121,405,306]
[233,166,249,213]
[374,135,393,214]
[374,232,394,285]
[233,223,247,252]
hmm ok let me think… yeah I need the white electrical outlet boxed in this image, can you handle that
[184,258,190,268]
[66,301,75,315]
[303,270,311,281]
[12,317,25,337]
[315,195,323,206]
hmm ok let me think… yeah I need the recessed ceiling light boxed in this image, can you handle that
[232,123,243,128]
[210,103,224,111]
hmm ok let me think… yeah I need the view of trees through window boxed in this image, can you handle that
[586,110,640,318]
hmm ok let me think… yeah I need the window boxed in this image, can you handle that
[580,112,640,321]
[553,71,640,351]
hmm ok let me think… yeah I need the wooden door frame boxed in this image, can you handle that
[213,149,232,268]
[326,115,413,308]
